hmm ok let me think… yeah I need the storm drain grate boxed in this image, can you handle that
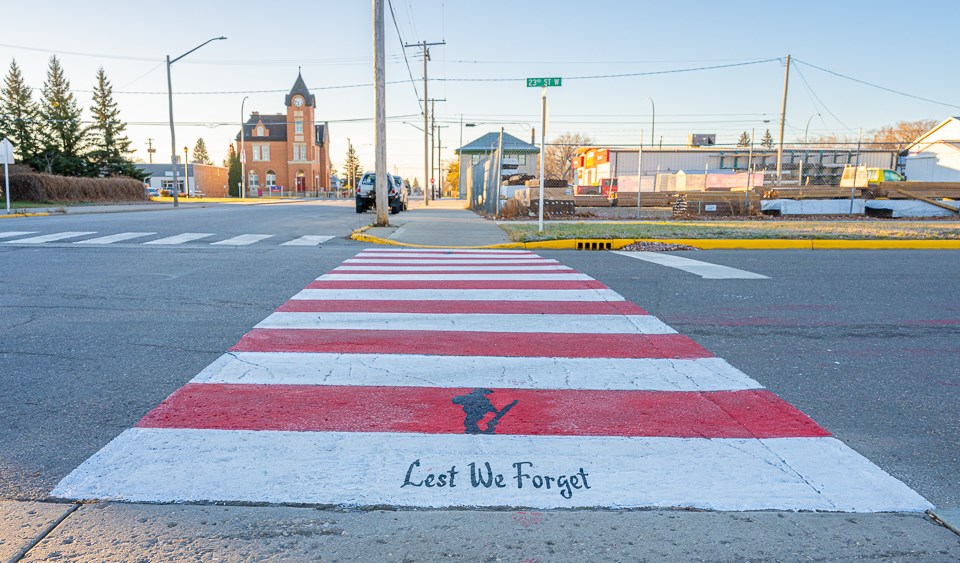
[576,241,612,251]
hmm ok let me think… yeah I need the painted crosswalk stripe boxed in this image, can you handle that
[254,312,675,334]
[52,430,928,511]
[3,231,96,244]
[276,299,646,315]
[0,231,36,239]
[193,353,761,391]
[345,258,558,265]
[281,235,336,246]
[291,288,625,302]
[74,232,156,244]
[360,249,534,255]
[211,234,274,246]
[333,265,574,272]
[51,249,932,513]
[613,251,770,279]
[232,329,710,358]
[143,233,215,245]
[318,273,594,281]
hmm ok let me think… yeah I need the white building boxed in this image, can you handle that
[903,117,960,182]
[455,132,540,198]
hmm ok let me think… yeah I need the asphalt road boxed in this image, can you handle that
[1,203,958,560]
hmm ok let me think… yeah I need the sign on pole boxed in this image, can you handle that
[526,77,562,88]
[1,138,13,214]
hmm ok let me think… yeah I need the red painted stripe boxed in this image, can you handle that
[231,329,710,359]
[137,384,829,439]
[277,300,648,315]
[305,280,608,290]
[359,251,537,255]
[345,261,557,266]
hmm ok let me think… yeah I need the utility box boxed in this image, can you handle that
[687,134,716,147]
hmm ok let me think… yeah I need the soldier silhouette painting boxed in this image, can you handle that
[451,388,518,434]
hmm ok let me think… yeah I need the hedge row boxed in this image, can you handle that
[0,171,147,203]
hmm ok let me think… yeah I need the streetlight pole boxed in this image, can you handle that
[240,96,248,199]
[647,97,655,147]
[183,146,189,196]
[166,36,226,208]
[803,113,819,147]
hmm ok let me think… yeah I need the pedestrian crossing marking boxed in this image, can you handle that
[0,231,36,239]
[143,233,215,245]
[51,248,932,512]
[3,231,96,244]
[74,232,157,244]
[211,234,274,246]
[282,235,335,246]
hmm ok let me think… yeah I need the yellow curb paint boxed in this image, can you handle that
[0,212,51,219]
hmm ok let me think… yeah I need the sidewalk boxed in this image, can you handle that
[362,198,511,246]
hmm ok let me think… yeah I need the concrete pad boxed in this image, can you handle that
[363,201,511,247]
[931,508,960,536]
[0,501,75,561]
[24,503,960,561]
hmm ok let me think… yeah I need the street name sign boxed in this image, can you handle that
[526,77,562,88]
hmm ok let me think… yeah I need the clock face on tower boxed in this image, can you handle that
[293,96,303,107]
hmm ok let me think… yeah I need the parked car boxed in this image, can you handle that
[356,172,407,214]
[145,187,160,198]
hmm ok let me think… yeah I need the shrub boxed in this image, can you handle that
[0,168,147,203]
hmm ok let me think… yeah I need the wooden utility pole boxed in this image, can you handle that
[373,0,388,225]
[404,39,444,205]
[776,54,791,185]
[146,138,156,164]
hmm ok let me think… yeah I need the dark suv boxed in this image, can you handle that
[355,172,407,214]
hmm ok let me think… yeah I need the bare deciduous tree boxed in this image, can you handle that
[870,119,938,146]
[544,132,591,182]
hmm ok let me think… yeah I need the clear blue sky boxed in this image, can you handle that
[2,0,957,183]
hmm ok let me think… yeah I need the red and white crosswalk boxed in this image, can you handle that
[52,248,932,511]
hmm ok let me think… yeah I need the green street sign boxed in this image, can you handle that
[526,77,562,88]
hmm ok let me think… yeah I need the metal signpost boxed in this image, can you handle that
[0,139,13,214]
[527,77,561,232]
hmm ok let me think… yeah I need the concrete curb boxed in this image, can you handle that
[350,229,960,251]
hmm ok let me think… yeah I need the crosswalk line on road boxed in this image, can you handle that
[613,251,770,279]
[318,273,595,281]
[142,233,216,245]
[0,231,36,239]
[211,234,274,246]
[332,265,574,271]
[193,353,763,391]
[74,232,157,244]
[254,311,677,334]
[281,235,336,246]
[52,250,932,512]
[3,231,96,244]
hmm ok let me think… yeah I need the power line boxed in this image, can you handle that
[792,63,854,133]
[387,0,422,114]
[795,58,960,110]
[432,58,781,82]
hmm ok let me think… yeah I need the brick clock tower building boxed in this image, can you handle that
[239,72,331,196]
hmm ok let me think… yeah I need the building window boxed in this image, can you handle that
[518,154,527,165]
[293,144,308,161]
[262,145,270,161]
[266,170,276,189]
[249,170,259,187]
[252,146,261,161]
[295,120,303,134]
[471,154,480,165]
[160,180,185,191]
[256,126,264,136]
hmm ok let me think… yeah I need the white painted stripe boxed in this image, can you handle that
[143,233,215,245]
[291,288,625,302]
[318,273,594,281]
[361,249,533,254]
[345,258,560,265]
[74,232,156,244]
[282,235,336,246]
[3,231,96,244]
[192,352,762,391]
[333,265,573,271]
[256,312,675,334]
[211,234,274,246]
[52,429,932,512]
[613,251,770,280]
[0,231,36,239]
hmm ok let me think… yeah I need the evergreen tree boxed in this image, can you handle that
[88,67,142,178]
[342,144,363,188]
[0,59,42,164]
[761,129,774,149]
[38,56,89,175]
[192,137,212,164]
[737,131,750,147]
[226,143,241,197]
